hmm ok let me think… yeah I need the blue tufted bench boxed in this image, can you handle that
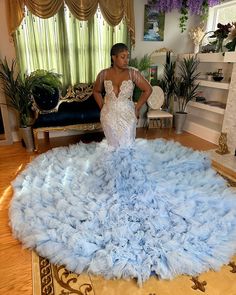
[32,83,102,151]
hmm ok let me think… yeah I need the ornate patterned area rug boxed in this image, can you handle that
[31,168,236,295]
[32,251,236,295]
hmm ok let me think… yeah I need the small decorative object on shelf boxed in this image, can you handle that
[216,132,230,155]
[216,37,224,52]
[189,26,205,54]
[212,69,224,81]
[206,72,213,80]
[195,91,206,102]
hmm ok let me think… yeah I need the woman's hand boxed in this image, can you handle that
[135,105,140,119]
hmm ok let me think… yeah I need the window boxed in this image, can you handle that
[207,0,236,31]
[14,6,128,86]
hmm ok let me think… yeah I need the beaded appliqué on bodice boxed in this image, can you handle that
[100,77,137,148]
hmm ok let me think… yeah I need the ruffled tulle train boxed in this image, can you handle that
[9,139,236,285]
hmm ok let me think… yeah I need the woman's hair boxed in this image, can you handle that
[110,43,128,67]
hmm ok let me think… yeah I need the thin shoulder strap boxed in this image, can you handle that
[129,67,140,83]
[99,69,108,84]
[128,67,132,81]
[99,69,105,85]
[130,67,143,84]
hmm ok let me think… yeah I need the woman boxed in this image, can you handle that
[93,43,152,148]
[9,44,236,286]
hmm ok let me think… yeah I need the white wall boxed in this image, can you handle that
[0,1,16,61]
[0,0,19,142]
[131,0,201,58]
[0,0,202,142]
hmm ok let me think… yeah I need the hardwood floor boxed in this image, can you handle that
[0,128,230,294]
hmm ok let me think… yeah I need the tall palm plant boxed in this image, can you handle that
[0,58,32,127]
[160,51,176,111]
[175,56,200,113]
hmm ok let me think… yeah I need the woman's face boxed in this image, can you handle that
[112,50,129,69]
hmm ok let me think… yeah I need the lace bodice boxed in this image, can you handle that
[99,69,141,148]
[104,79,134,101]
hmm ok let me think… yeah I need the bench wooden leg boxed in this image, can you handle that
[146,118,150,133]
[33,129,39,152]
[43,131,50,143]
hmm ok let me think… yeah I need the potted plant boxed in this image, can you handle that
[157,51,176,114]
[129,54,151,126]
[174,56,200,134]
[129,54,151,80]
[0,59,62,151]
[0,58,32,127]
[27,69,62,113]
[0,58,35,151]
[129,54,152,101]
[209,23,232,52]
[225,22,236,52]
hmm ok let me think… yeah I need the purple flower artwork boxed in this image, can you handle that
[147,0,222,32]
[148,0,221,14]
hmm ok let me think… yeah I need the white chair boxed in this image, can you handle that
[146,86,173,132]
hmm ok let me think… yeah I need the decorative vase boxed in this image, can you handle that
[216,132,230,155]
[215,38,224,53]
[194,43,200,54]
[207,74,212,81]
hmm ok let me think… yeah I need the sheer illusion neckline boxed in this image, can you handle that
[104,79,133,98]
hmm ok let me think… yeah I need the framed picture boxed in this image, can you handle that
[144,5,165,41]
[149,65,158,82]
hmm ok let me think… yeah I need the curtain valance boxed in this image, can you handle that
[6,0,135,45]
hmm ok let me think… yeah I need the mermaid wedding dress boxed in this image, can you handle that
[10,68,236,285]
[100,68,138,148]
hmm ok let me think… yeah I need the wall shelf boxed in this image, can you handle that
[196,53,225,62]
[188,101,225,115]
[187,114,222,132]
[179,52,236,63]
[178,52,236,145]
[196,79,230,89]
[223,52,236,63]
[184,114,222,144]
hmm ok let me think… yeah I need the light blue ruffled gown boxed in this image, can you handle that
[9,73,236,285]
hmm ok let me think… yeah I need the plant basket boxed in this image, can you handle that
[19,126,35,152]
[174,112,187,134]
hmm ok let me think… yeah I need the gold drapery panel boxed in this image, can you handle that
[65,0,99,20]
[6,0,135,44]
[24,0,64,18]
[123,0,134,45]
[99,1,124,26]
[6,0,25,35]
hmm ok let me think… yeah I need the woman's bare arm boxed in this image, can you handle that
[93,72,104,110]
